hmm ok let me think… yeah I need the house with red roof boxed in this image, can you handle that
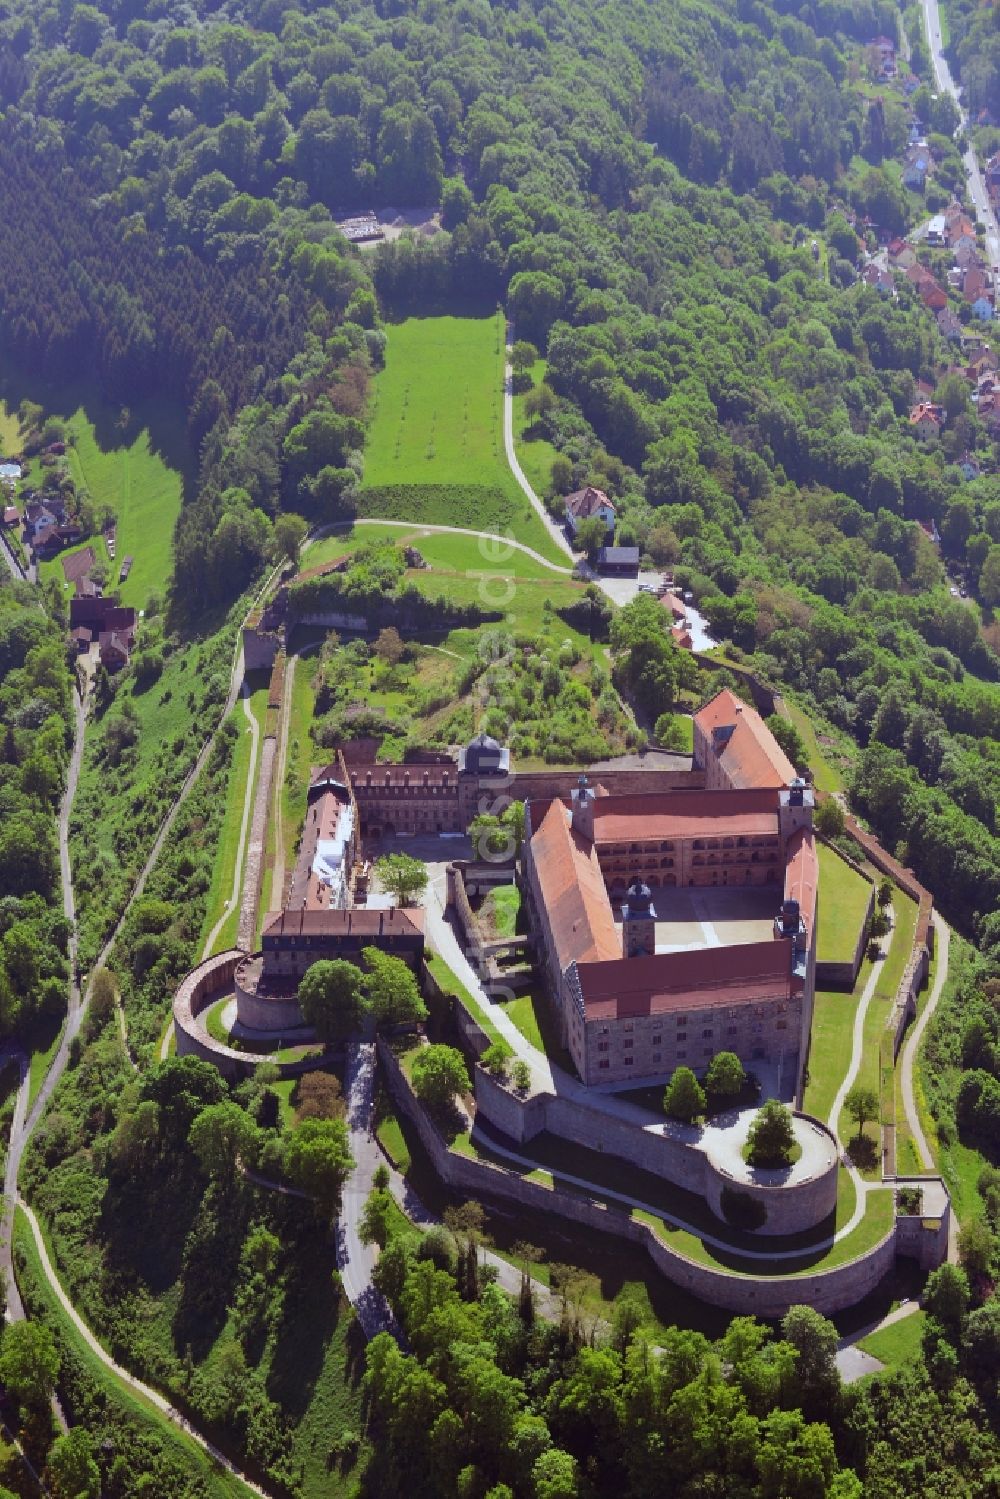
[563,485,616,541]
[909,401,943,439]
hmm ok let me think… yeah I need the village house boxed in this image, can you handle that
[909,401,944,440]
[563,485,616,541]
[68,595,137,669]
[937,308,963,343]
[959,454,982,481]
[862,263,895,296]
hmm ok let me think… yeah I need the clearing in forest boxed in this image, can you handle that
[361,312,565,562]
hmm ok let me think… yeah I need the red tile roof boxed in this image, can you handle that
[591,787,779,843]
[565,485,615,520]
[784,826,818,933]
[576,941,795,1020]
[529,799,620,970]
[262,908,424,939]
[694,690,797,789]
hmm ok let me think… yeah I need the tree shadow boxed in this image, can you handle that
[100,1160,203,1298]
[170,1182,250,1362]
[846,1133,880,1172]
[266,1230,341,1416]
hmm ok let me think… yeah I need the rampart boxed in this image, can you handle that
[473,1067,840,1238]
[379,1040,905,1317]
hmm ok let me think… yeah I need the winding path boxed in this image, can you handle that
[501,326,574,563]
[921,0,1000,266]
[17,1201,266,1498]
[318,515,573,575]
[899,914,951,1172]
[3,569,283,1494]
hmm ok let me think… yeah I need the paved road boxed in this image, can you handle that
[336,1043,404,1341]
[921,0,1000,267]
[899,914,951,1172]
[0,526,27,583]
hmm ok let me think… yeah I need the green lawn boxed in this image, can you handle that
[816,842,872,966]
[376,1112,412,1174]
[0,398,20,452]
[48,409,183,610]
[783,699,848,793]
[481,885,521,938]
[859,1309,926,1368]
[360,313,566,564]
[511,358,560,500]
[199,674,269,956]
[502,988,574,1072]
[424,950,503,1045]
[261,650,316,922]
[804,970,871,1125]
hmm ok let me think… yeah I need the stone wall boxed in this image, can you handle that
[234,958,304,1032]
[174,949,333,1081]
[381,1041,899,1317]
[473,1069,840,1237]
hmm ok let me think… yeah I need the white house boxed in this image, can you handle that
[564,485,616,539]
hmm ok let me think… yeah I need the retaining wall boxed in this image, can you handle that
[173,950,333,1081]
[474,1068,839,1237]
[380,1041,898,1317]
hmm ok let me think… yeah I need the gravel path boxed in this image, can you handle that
[899,914,951,1172]
[501,327,575,564]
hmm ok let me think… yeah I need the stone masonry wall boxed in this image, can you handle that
[380,1041,898,1317]
[474,1068,839,1236]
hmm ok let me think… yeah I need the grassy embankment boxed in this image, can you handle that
[13,1209,255,1499]
[361,312,567,566]
[816,841,873,969]
[859,1309,926,1369]
[70,618,239,965]
[199,674,269,956]
[511,356,560,500]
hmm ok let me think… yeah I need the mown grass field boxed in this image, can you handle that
[804,969,872,1125]
[816,841,872,966]
[361,314,566,564]
[0,397,20,452]
[365,314,507,487]
[55,411,183,610]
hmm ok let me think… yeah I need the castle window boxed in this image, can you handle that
[599,1060,610,1070]
[777,1020,788,1030]
[702,1028,713,1038]
[652,1052,661,1062]
[728,1025,737,1035]
[677,1031,687,1041]
[598,1041,609,1053]
[624,1039,633,1050]
[678,1049,687,1059]
[624,1021,634,1032]
[624,1056,634,1066]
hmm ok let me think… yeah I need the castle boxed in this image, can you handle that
[524,691,818,1097]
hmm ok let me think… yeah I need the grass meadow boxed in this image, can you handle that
[816,841,873,966]
[361,313,566,564]
[512,357,560,499]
